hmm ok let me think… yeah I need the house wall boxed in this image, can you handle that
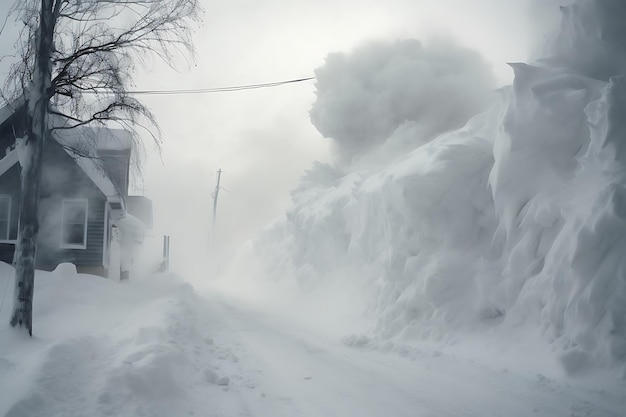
[0,114,22,265]
[0,109,140,277]
[36,141,108,272]
[0,126,109,273]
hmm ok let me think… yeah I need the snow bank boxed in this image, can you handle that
[234,0,626,374]
[0,263,230,416]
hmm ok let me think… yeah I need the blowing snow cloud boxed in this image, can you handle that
[310,39,495,162]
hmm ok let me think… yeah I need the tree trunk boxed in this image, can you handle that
[10,134,45,335]
[10,0,55,336]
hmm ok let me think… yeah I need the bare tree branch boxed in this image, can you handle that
[4,0,201,148]
[2,0,202,336]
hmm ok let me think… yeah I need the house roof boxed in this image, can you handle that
[53,127,132,199]
[0,102,154,230]
[53,125,133,153]
[65,149,119,199]
[0,102,131,200]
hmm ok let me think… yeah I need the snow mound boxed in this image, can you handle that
[238,0,626,374]
[0,264,237,416]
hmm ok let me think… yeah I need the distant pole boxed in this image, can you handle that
[162,235,170,271]
[212,169,223,230]
[209,169,224,273]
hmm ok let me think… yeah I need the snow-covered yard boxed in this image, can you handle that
[1,263,624,417]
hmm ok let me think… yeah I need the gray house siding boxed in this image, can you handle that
[0,113,110,273]
[0,106,145,277]
[35,141,108,273]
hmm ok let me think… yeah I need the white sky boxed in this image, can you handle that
[0,0,565,278]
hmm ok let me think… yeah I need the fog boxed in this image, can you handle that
[2,3,626,414]
[203,0,626,374]
[124,0,568,280]
[311,38,495,162]
[0,0,568,280]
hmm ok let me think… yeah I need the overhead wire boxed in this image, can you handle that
[123,77,316,95]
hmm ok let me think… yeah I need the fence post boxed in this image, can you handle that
[162,235,170,271]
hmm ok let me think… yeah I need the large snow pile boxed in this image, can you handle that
[235,0,626,374]
[0,263,239,416]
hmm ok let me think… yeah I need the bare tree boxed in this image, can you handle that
[3,0,201,335]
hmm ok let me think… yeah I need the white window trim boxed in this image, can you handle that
[60,198,88,250]
[0,195,11,242]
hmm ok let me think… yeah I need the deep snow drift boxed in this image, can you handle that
[3,263,626,417]
[0,263,244,417]
[230,0,626,375]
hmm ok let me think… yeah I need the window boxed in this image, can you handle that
[0,195,10,240]
[61,199,88,249]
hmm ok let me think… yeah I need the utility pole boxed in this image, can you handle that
[209,169,223,269]
[162,235,170,271]
[212,168,223,230]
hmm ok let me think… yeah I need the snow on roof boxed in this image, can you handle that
[126,195,153,229]
[114,212,146,236]
[0,101,132,200]
[0,130,123,200]
[69,153,119,198]
[50,123,133,199]
[53,125,133,154]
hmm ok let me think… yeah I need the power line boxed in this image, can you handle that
[125,77,315,95]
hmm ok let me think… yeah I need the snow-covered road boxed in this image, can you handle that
[200,292,626,417]
[1,267,625,417]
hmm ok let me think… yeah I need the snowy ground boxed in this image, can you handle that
[1,264,624,417]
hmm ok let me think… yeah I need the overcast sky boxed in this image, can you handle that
[0,0,567,278]
[136,0,566,278]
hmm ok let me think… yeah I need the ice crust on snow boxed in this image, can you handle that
[245,0,626,372]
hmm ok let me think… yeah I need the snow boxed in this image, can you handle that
[52,127,129,199]
[0,262,227,416]
[114,212,147,235]
[2,0,626,414]
[1,262,625,416]
[226,0,626,377]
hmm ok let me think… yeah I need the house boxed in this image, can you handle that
[0,102,152,279]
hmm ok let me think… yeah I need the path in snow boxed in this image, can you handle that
[199,292,626,417]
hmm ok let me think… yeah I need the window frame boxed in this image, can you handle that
[0,195,11,241]
[60,198,88,250]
